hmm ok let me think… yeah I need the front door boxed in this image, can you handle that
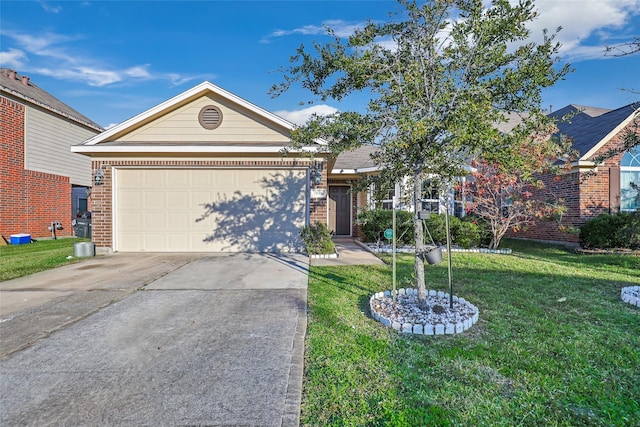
[329,186,351,235]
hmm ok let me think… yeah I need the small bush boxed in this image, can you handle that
[580,212,640,249]
[462,214,493,247]
[357,209,414,245]
[358,209,489,249]
[300,222,336,254]
[424,214,484,249]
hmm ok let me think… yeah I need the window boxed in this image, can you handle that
[621,146,640,211]
[421,178,466,218]
[421,180,440,213]
[382,188,395,210]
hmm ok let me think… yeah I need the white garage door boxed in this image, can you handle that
[115,168,307,252]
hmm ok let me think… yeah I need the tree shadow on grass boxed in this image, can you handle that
[197,170,306,252]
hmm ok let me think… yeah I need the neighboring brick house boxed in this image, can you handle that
[510,103,640,244]
[0,69,103,241]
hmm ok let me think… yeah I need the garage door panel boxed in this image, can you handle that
[191,170,213,186]
[143,233,166,250]
[167,234,190,251]
[142,170,166,186]
[116,168,306,252]
[169,170,190,186]
[144,192,166,208]
[118,233,142,251]
[167,212,189,229]
[118,212,142,230]
[167,191,188,207]
[192,191,213,206]
[215,170,237,187]
[119,191,143,209]
[144,212,166,230]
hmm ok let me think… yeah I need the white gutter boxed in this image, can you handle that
[71,145,319,154]
[331,166,380,175]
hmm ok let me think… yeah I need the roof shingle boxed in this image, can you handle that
[0,68,103,131]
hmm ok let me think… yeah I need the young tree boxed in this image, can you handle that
[464,121,573,249]
[272,0,570,303]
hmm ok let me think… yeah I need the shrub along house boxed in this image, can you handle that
[0,69,103,241]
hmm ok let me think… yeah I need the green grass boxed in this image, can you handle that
[0,238,89,281]
[302,239,640,426]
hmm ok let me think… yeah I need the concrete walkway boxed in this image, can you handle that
[311,237,386,266]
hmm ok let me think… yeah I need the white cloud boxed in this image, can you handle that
[523,0,640,60]
[275,104,339,126]
[1,28,193,87]
[0,48,28,69]
[124,65,151,78]
[265,2,640,62]
[37,0,62,14]
[262,19,369,43]
[33,66,118,86]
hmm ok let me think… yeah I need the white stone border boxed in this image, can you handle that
[369,288,479,335]
[362,243,511,255]
[621,286,640,308]
[309,252,338,259]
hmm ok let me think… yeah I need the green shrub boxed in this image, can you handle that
[423,214,483,249]
[580,212,640,249]
[300,222,336,254]
[462,214,493,247]
[357,209,414,245]
[358,209,487,249]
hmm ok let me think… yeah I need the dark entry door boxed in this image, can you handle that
[329,186,351,235]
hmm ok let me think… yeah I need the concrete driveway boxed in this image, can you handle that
[0,252,308,427]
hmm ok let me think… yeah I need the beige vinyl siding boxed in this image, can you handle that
[25,106,96,186]
[119,95,291,143]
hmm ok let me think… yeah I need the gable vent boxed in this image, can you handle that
[198,105,223,130]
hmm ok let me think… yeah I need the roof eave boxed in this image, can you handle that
[71,144,323,155]
[580,106,640,160]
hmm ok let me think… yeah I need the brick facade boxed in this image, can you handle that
[0,96,72,240]
[510,119,635,244]
[89,158,326,250]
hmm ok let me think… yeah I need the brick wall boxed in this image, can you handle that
[0,95,72,240]
[510,120,634,244]
[89,159,327,249]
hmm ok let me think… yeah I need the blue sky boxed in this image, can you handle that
[1,0,639,129]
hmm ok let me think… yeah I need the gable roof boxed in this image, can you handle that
[332,145,379,174]
[73,81,327,154]
[549,103,639,160]
[0,68,103,132]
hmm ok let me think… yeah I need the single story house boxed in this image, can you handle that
[73,81,336,253]
[0,69,103,241]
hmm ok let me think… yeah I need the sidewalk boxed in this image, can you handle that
[311,237,386,266]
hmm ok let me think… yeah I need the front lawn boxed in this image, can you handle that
[0,238,88,281]
[302,239,640,426]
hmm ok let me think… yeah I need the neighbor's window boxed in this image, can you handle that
[621,146,640,211]
[421,179,440,213]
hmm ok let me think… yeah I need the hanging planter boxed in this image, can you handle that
[424,246,443,265]
[420,220,443,265]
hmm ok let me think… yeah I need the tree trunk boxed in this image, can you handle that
[414,173,426,303]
